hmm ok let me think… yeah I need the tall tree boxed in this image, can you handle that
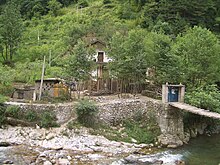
[0,0,23,64]
[141,0,217,34]
[171,26,220,88]
[65,40,94,98]
[109,29,151,94]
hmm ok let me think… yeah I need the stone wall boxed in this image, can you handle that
[97,99,163,126]
[97,98,185,147]
[4,102,75,124]
[5,98,186,147]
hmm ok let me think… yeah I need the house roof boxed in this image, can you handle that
[35,78,64,83]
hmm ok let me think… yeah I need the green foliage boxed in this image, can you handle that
[67,120,82,129]
[185,85,220,113]
[3,105,58,128]
[65,40,95,82]
[25,110,39,122]
[5,105,21,119]
[171,26,220,88]
[140,0,218,34]
[0,64,14,96]
[109,29,152,87]
[0,0,23,63]
[40,111,59,128]
[0,94,6,103]
[123,120,155,144]
[103,0,111,5]
[78,0,89,8]
[75,99,98,127]
[48,0,62,16]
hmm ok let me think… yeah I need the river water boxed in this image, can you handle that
[1,134,220,165]
[179,134,220,165]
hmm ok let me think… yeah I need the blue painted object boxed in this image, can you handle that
[168,87,179,102]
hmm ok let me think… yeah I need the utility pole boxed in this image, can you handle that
[39,56,46,100]
[37,30,40,44]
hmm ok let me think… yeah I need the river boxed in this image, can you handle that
[1,134,220,165]
[180,134,220,165]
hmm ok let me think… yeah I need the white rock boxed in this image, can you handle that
[67,156,72,160]
[58,158,70,165]
[43,160,52,165]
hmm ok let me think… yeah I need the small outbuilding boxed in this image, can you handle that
[12,83,35,101]
[34,78,68,101]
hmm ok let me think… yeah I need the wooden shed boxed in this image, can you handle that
[34,78,68,101]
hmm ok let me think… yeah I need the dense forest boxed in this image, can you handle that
[1,0,220,112]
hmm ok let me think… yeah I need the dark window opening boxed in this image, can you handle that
[98,52,104,62]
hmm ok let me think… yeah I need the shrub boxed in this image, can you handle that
[123,120,155,144]
[185,85,220,113]
[0,94,8,103]
[75,99,98,127]
[5,105,21,119]
[78,0,88,8]
[40,111,59,128]
[25,110,39,122]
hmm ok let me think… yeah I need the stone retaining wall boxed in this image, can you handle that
[4,102,75,124]
[5,99,185,147]
[97,99,163,126]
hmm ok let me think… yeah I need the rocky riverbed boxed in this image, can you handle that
[0,126,186,165]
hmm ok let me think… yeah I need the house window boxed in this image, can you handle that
[98,52,104,62]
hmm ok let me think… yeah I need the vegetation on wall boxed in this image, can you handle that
[0,105,58,128]
[75,99,98,127]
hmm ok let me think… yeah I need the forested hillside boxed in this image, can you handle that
[1,0,220,111]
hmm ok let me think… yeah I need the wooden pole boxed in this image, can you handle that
[37,30,40,44]
[39,56,46,100]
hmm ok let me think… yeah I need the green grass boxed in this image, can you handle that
[89,119,160,144]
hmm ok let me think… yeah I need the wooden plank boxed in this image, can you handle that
[169,102,220,119]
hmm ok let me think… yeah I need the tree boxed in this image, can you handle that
[65,40,94,99]
[140,0,217,34]
[48,0,62,16]
[0,0,23,64]
[109,29,151,94]
[171,26,220,88]
[146,32,180,84]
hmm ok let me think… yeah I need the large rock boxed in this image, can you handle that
[157,134,183,148]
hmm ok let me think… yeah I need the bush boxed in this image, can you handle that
[25,110,39,122]
[5,105,21,119]
[76,99,98,127]
[185,85,220,113]
[78,0,88,8]
[123,120,155,144]
[40,111,59,128]
[0,94,7,104]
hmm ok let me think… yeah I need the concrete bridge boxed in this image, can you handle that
[158,84,220,148]
[170,102,220,120]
